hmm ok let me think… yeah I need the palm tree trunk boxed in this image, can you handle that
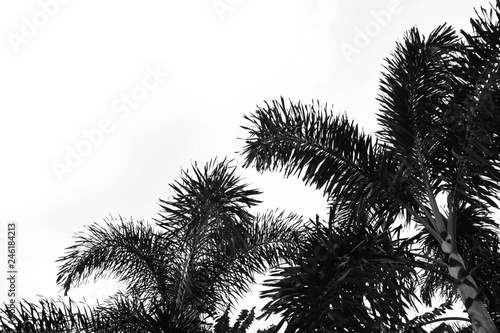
[441,238,499,333]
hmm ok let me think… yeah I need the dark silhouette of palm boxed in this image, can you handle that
[259,204,422,332]
[1,160,301,332]
[241,2,500,332]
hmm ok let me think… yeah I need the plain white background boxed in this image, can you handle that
[0,0,492,330]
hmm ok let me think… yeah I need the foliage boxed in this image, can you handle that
[2,2,500,332]
[213,306,256,333]
[258,205,420,332]
[0,298,113,333]
[241,1,500,331]
[154,160,302,312]
[406,301,472,333]
[1,160,302,332]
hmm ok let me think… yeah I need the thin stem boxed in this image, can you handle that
[410,256,459,284]
[416,316,470,327]
[418,151,446,234]
[411,253,447,268]
[416,200,438,231]
[407,205,442,243]
[446,192,458,252]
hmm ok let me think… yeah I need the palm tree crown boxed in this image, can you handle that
[242,2,500,332]
[2,159,302,332]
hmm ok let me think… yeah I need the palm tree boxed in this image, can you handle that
[241,2,500,332]
[152,159,302,315]
[1,159,302,332]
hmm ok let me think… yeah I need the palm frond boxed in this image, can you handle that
[377,24,462,159]
[242,98,376,192]
[242,210,302,269]
[241,98,411,221]
[204,211,303,309]
[378,16,500,212]
[56,216,178,301]
[376,24,466,223]
[406,301,472,333]
[157,158,261,242]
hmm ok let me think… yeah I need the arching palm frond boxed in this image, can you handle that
[241,98,411,223]
[377,24,463,207]
[377,23,462,155]
[408,301,472,333]
[203,210,303,309]
[242,210,302,269]
[242,98,377,196]
[56,216,181,303]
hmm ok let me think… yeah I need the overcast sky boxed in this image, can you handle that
[0,0,492,330]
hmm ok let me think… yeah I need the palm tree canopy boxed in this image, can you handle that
[53,159,303,332]
[241,1,500,331]
[242,3,500,237]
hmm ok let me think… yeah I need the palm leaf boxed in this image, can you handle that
[241,98,411,222]
[56,216,180,302]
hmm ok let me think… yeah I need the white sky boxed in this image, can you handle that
[0,0,493,331]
